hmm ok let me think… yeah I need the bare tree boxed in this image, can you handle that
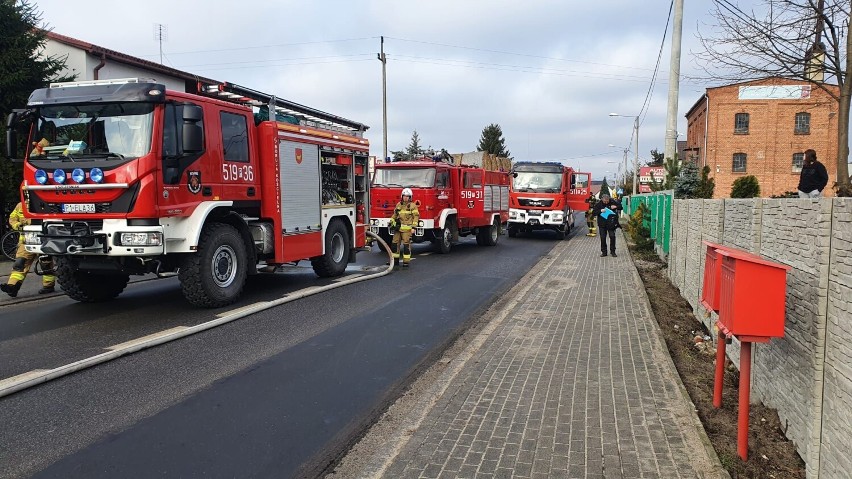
[695,0,852,196]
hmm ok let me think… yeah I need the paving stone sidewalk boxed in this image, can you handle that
[342,229,728,478]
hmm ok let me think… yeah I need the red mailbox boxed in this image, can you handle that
[701,241,762,312]
[701,241,723,312]
[707,246,791,461]
[717,249,791,339]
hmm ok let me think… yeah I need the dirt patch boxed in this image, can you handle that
[629,246,806,479]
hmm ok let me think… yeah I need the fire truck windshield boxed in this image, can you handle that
[512,171,562,192]
[373,167,436,188]
[28,103,154,161]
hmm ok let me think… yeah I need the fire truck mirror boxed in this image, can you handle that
[5,126,16,160]
[181,105,204,153]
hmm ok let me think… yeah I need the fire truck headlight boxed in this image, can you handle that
[35,169,49,185]
[552,212,564,221]
[418,220,424,227]
[53,169,66,184]
[23,232,41,245]
[71,168,86,184]
[90,168,104,183]
[119,232,163,246]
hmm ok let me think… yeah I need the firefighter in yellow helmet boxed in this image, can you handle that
[388,188,420,267]
[1,202,55,297]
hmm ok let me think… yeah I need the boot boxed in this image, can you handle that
[1,282,22,298]
[39,285,55,294]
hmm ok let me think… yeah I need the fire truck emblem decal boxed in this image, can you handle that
[188,171,202,194]
[295,148,303,164]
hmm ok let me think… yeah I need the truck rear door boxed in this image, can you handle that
[568,172,592,211]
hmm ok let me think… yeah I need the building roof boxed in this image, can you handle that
[46,31,218,86]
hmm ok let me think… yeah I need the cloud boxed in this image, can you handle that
[31,0,723,179]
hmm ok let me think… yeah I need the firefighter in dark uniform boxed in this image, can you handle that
[584,193,597,236]
[389,188,420,267]
[1,202,55,297]
[592,194,622,257]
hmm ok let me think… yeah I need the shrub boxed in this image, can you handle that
[730,175,760,198]
[626,202,654,251]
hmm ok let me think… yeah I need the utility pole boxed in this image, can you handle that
[153,23,167,64]
[377,36,388,163]
[633,116,639,195]
[664,0,684,162]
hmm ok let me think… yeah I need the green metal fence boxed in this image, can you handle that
[624,190,672,254]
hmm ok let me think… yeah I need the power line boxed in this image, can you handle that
[385,36,661,74]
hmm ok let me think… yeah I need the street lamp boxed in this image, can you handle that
[608,144,629,188]
[609,113,639,195]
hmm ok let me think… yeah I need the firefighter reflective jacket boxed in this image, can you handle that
[392,201,420,229]
[9,203,28,243]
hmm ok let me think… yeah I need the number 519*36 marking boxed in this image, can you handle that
[222,164,255,181]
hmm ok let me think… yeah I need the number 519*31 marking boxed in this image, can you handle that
[222,164,255,181]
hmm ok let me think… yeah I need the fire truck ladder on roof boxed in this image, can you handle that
[196,81,369,137]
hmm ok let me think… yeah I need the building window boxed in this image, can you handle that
[792,152,804,173]
[732,153,747,172]
[734,113,749,134]
[795,112,811,134]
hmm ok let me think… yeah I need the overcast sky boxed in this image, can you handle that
[31,0,745,183]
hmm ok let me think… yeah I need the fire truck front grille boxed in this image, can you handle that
[518,198,554,207]
[45,221,105,235]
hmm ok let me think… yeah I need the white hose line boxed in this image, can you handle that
[0,231,394,399]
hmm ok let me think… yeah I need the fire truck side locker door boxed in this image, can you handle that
[278,140,322,236]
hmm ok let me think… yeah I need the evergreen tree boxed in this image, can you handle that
[405,130,424,159]
[651,155,682,191]
[674,162,700,198]
[648,148,665,166]
[389,130,425,161]
[0,0,72,208]
[730,175,760,198]
[599,177,611,198]
[476,123,511,158]
[696,165,715,199]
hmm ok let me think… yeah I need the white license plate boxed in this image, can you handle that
[62,203,96,213]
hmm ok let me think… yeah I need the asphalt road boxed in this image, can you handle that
[0,228,570,479]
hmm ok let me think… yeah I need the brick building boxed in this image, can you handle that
[684,77,839,198]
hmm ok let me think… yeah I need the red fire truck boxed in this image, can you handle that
[507,162,591,239]
[4,78,371,307]
[369,157,509,253]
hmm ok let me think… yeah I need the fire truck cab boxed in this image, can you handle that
[369,158,509,254]
[508,162,591,239]
[5,78,370,307]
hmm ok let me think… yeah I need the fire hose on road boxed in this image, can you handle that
[0,231,394,399]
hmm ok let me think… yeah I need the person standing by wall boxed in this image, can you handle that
[797,149,829,198]
[592,194,622,257]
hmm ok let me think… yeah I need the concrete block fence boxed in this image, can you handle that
[667,197,852,478]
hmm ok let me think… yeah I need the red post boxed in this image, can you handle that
[737,341,752,461]
[714,331,726,408]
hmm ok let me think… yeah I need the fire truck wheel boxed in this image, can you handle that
[435,223,454,254]
[180,223,247,308]
[476,218,500,247]
[311,219,350,277]
[56,257,129,302]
